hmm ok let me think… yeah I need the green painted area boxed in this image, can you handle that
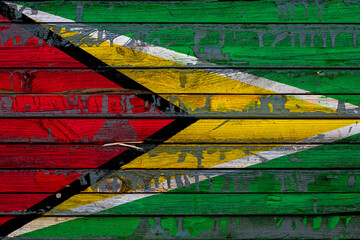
[159,217,177,236]
[219,217,228,234]
[313,217,323,232]
[88,25,360,68]
[21,217,141,238]
[182,217,215,237]
[245,70,360,105]
[346,217,352,227]
[303,216,308,226]
[169,170,360,193]
[21,217,219,238]
[20,193,360,216]
[18,1,360,23]
[148,217,155,228]
[21,214,354,238]
[328,216,340,231]
[251,134,360,169]
[292,220,297,230]
[276,217,283,228]
[251,70,360,95]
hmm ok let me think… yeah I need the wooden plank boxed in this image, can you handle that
[0,94,167,118]
[2,169,360,194]
[0,118,174,143]
[0,145,126,169]
[0,170,87,193]
[2,144,360,169]
[0,69,360,95]
[3,193,360,215]
[1,94,359,118]
[0,69,360,106]
[165,119,360,144]
[7,0,360,23]
[86,169,360,194]
[117,142,360,169]
[0,69,123,94]
[0,194,51,215]
[5,215,360,239]
[0,119,358,144]
[2,23,360,68]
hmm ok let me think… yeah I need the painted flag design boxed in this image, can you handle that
[1,1,360,239]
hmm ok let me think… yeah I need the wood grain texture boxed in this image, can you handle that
[8,0,360,23]
[4,193,360,216]
[1,144,360,169]
[4,215,360,239]
[0,119,358,143]
[165,119,360,144]
[0,69,122,94]
[0,145,125,169]
[1,0,360,238]
[0,118,173,143]
[0,94,358,118]
[0,143,360,170]
[2,23,360,68]
[1,169,360,194]
[1,69,360,95]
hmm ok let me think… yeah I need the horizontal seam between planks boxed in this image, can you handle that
[2,168,360,170]
[3,93,360,96]
[5,22,360,25]
[0,142,356,145]
[0,117,359,120]
[3,213,360,217]
[2,192,360,194]
[0,66,360,70]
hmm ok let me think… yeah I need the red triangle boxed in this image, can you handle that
[0,14,175,228]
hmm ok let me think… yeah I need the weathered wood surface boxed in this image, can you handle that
[1,144,360,169]
[0,145,124,168]
[3,215,360,239]
[3,216,360,239]
[2,94,360,118]
[1,23,360,68]
[0,118,176,143]
[4,193,360,215]
[1,69,360,95]
[1,0,360,239]
[2,169,360,193]
[0,119,359,143]
[6,0,360,23]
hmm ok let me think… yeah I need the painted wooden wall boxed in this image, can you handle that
[1,0,360,239]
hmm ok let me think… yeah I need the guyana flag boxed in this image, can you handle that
[1,1,360,239]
